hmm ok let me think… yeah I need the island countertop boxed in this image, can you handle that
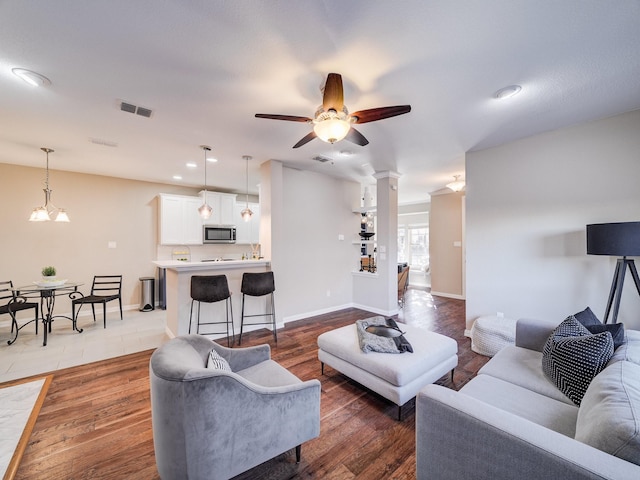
[154,259,272,338]
[153,259,270,271]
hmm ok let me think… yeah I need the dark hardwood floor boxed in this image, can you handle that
[13,288,488,479]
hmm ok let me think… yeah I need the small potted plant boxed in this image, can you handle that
[41,266,57,282]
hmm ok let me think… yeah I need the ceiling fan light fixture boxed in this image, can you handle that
[446,175,465,192]
[313,109,351,144]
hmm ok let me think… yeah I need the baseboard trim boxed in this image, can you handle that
[282,304,353,324]
[430,291,465,300]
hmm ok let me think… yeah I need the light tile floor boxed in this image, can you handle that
[0,308,169,383]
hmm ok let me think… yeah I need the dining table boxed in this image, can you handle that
[10,281,85,346]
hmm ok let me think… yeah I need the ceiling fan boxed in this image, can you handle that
[255,73,411,148]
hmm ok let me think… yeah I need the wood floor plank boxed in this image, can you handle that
[9,290,488,479]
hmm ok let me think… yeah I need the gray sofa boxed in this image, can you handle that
[417,318,640,480]
[149,335,321,480]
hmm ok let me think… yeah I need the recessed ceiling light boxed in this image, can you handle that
[172,175,182,180]
[186,162,197,168]
[494,85,522,99]
[12,68,51,87]
[207,157,218,163]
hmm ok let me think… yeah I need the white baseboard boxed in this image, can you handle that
[464,329,472,338]
[350,303,398,317]
[282,303,353,324]
[430,291,465,300]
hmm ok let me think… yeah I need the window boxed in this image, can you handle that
[398,225,429,270]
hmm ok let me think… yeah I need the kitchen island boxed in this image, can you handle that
[153,259,271,339]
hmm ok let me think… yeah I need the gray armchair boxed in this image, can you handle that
[149,335,321,480]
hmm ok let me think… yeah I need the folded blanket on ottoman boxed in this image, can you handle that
[356,316,414,353]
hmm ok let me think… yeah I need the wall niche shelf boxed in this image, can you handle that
[352,206,377,214]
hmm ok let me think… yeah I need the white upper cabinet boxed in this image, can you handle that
[201,192,236,226]
[159,194,204,245]
[234,202,260,245]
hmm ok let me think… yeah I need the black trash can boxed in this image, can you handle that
[139,276,155,312]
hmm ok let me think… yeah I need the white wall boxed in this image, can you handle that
[466,109,640,330]
[265,162,360,322]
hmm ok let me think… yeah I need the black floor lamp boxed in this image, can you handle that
[587,222,640,324]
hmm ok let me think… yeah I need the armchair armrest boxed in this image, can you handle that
[211,342,271,371]
[515,318,559,351]
[416,385,640,480]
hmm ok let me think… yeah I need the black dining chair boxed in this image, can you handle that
[72,275,123,328]
[188,275,234,347]
[239,271,276,345]
[0,280,39,344]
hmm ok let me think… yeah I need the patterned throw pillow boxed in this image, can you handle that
[542,316,614,405]
[207,349,232,371]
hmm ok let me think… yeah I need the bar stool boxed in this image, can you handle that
[188,275,234,347]
[239,271,276,345]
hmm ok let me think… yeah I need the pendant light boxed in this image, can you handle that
[29,147,70,222]
[198,145,213,219]
[240,155,253,222]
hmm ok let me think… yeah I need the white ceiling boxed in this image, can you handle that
[1,1,639,204]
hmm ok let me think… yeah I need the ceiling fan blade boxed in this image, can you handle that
[322,73,344,112]
[344,127,369,146]
[292,131,317,148]
[255,113,312,122]
[350,105,411,124]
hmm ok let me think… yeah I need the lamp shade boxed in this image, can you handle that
[586,222,640,256]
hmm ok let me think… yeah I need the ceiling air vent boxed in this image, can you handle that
[312,156,331,163]
[119,101,153,118]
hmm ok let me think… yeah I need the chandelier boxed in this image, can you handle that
[29,147,70,222]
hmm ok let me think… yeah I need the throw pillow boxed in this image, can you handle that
[573,306,601,327]
[586,323,625,350]
[542,316,614,405]
[207,349,232,371]
[356,317,399,353]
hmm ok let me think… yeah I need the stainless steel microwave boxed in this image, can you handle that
[203,225,236,244]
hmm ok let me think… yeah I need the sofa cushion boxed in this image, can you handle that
[460,374,579,437]
[610,329,640,366]
[542,316,614,406]
[575,361,640,466]
[479,345,575,405]
[207,349,232,371]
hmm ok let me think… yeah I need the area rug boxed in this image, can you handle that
[0,376,52,480]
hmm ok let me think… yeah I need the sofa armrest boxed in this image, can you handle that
[211,342,271,371]
[515,318,559,351]
[416,384,640,480]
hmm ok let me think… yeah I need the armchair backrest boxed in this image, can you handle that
[149,334,321,480]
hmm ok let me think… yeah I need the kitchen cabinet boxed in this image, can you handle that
[234,202,260,244]
[202,192,236,226]
[159,194,204,245]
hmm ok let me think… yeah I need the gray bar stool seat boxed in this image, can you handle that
[239,271,276,344]
[188,275,234,347]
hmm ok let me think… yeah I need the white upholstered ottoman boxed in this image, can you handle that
[317,321,458,419]
[470,315,516,357]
